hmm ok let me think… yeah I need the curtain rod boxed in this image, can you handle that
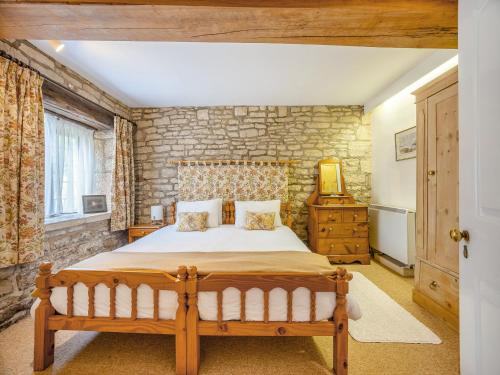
[168,159,299,166]
[0,49,128,122]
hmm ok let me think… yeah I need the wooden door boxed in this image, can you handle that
[427,83,459,273]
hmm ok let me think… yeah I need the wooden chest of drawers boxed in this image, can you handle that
[308,204,370,264]
[128,224,165,243]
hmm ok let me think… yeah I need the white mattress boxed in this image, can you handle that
[116,224,310,253]
[34,225,362,321]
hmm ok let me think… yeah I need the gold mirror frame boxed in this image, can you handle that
[318,158,345,195]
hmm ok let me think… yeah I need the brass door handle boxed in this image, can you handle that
[450,228,470,242]
[429,281,438,290]
[428,170,436,176]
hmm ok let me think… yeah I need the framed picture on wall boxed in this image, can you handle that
[395,126,417,161]
[82,195,108,214]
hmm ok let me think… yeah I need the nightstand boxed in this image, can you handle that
[128,224,165,243]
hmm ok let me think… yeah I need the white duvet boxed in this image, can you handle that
[33,225,362,321]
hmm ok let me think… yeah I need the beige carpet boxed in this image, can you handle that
[349,272,441,344]
[0,261,459,375]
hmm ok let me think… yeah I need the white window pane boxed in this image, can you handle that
[44,112,96,217]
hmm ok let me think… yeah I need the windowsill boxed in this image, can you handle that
[45,212,111,232]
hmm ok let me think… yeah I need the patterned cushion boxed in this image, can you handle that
[177,212,209,232]
[245,211,276,231]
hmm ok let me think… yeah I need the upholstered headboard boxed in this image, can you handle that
[168,201,293,228]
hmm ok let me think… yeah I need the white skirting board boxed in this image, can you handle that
[373,252,414,278]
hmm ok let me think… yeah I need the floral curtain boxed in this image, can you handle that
[178,163,289,202]
[110,116,135,231]
[0,57,45,268]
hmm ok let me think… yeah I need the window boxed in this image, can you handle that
[44,112,95,217]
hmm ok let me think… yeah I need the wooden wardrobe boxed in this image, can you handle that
[412,67,459,329]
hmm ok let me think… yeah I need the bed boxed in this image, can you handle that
[33,201,359,375]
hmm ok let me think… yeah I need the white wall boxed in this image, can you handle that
[368,54,458,211]
[371,95,417,210]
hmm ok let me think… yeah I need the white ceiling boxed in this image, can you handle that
[31,41,447,108]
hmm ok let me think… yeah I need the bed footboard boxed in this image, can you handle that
[185,266,352,375]
[33,262,188,375]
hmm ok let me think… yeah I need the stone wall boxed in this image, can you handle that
[94,130,115,209]
[0,218,127,330]
[132,106,371,239]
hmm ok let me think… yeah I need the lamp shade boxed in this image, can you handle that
[151,205,164,222]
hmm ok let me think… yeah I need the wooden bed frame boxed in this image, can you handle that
[34,202,351,375]
[33,263,189,374]
[185,266,352,375]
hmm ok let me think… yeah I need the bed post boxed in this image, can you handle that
[33,262,55,371]
[186,266,200,375]
[284,202,293,228]
[168,202,176,225]
[176,266,188,375]
[332,267,352,375]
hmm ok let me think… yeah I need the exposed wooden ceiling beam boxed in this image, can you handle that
[0,1,457,48]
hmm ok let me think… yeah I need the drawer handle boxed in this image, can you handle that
[353,214,358,219]
[352,228,357,233]
[429,281,438,290]
[330,244,335,249]
[355,244,360,249]
[328,227,333,232]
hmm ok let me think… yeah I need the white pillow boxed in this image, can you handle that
[234,200,282,228]
[176,198,222,228]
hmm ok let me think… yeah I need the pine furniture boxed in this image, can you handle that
[33,263,188,374]
[412,67,459,330]
[185,266,352,375]
[128,223,165,243]
[34,201,352,375]
[307,159,370,264]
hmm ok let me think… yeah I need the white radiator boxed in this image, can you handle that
[368,204,416,266]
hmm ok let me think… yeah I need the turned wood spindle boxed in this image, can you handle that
[88,285,95,318]
[153,288,160,321]
[109,284,116,319]
[310,291,316,322]
[66,284,74,318]
[263,290,270,323]
[240,290,246,322]
[131,287,138,320]
[217,291,223,323]
[287,290,293,323]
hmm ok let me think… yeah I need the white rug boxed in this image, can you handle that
[348,272,441,344]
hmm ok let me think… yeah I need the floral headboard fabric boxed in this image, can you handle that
[178,163,289,202]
